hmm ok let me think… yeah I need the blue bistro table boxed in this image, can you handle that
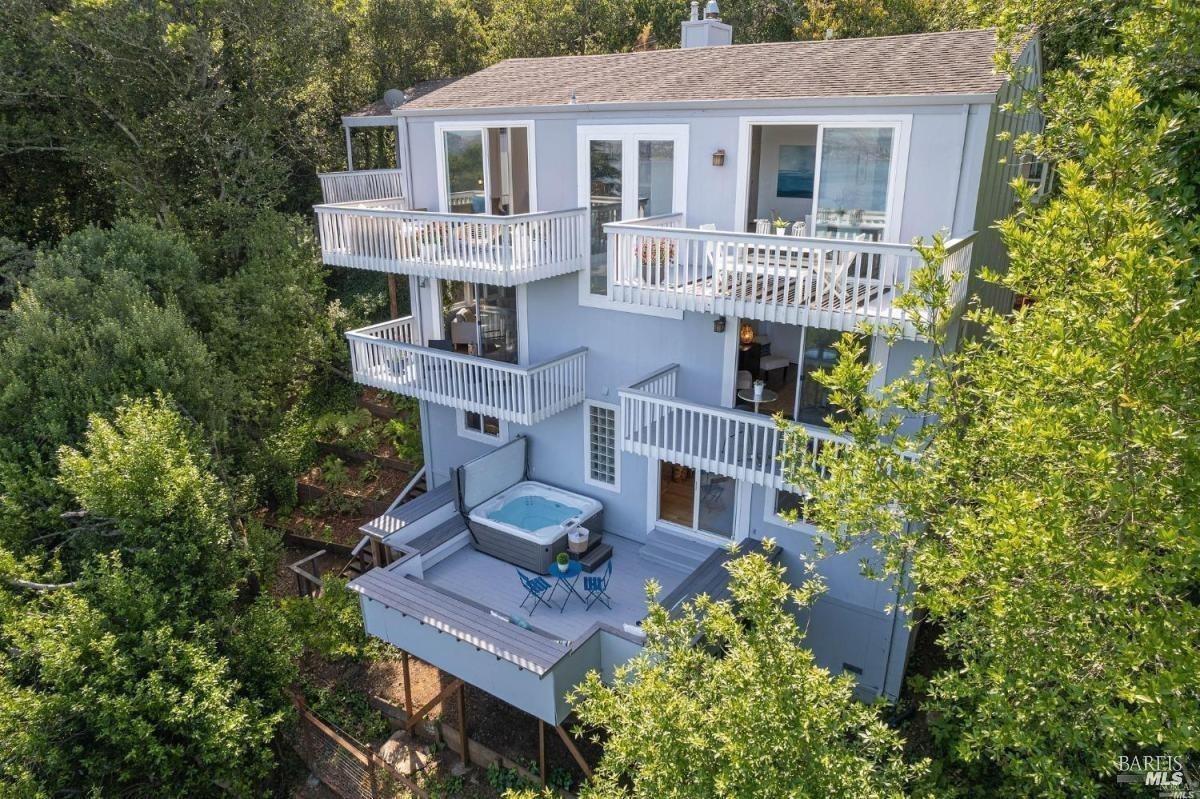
[546,559,585,612]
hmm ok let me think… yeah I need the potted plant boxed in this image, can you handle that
[772,216,788,235]
[556,552,571,574]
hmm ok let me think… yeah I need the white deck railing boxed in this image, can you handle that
[606,216,975,340]
[318,169,407,204]
[347,318,586,426]
[316,203,588,286]
[619,364,846,490]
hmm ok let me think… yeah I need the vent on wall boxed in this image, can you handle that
[842,662,864,677]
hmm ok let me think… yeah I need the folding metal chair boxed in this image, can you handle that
[582,561,613,610]
[517,570,555,615]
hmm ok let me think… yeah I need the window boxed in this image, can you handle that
[441,280,518,364]
[584,401,619,490]
[795,328,871,426]
[458,410,506,444]
[1018,155,1051,200]
[436,122,535,215]
[658,461,736,540]
[764,488,823,534]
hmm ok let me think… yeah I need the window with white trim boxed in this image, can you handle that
[765,487,818,530]
[459,410,507,444]
[584,401,619,490]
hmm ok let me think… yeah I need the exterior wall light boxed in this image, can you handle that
[739,320,755,345]
[713,317,726,333]
[712,148,726,166]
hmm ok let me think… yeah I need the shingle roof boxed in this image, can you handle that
[402,29,1006,112]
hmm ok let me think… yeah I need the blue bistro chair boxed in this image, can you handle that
[517,570,555,615]
[583,561,613,610]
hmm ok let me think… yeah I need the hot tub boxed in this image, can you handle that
[467,481,603,573]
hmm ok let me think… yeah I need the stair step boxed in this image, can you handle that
[579,542,613,573]
[639,528,719,572]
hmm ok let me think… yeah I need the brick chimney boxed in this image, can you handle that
[681,0,732,48]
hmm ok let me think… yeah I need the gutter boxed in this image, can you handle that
[391,92,1000,120]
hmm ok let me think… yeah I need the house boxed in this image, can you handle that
[315,6,1043,736]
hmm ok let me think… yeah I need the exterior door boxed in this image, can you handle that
[657,461,737,540]
[577,125,689,304]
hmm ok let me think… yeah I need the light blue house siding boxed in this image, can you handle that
[402,95,1000,700]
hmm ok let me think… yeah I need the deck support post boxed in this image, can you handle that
[344,126,354,171]
[456,683,469,766]
[538,720,546,787]
[401,651,413,717]
[388,275,400,319]
[404,677,464,732]
[555,723,592,779]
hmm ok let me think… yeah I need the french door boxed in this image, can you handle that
[577,125,689,303]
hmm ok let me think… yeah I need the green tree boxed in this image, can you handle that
[784,45,1200,799]
[0,0,345,238]
[0,217,328,547]
[0,398,298,797]
[569,545,924,798]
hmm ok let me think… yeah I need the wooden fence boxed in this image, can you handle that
[292,693,428,799]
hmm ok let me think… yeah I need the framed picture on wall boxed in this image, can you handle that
[776,144,816,198]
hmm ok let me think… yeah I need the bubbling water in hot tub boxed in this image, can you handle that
[487,495,581,533]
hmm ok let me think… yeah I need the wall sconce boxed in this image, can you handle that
[739,321,755,346]
[712,148,726,167]
[713,317,726,333]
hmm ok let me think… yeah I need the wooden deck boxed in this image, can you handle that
[658,538,777,616]
[423,532,694,642]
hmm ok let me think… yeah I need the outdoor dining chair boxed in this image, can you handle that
[583,561,613,610]
[517,570,555,615]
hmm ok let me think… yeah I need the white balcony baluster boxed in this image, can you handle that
[316,204,588,286]
[606,219,975,341]
[347,318,587,425]
[618,364,847,491]
[318,169,407,204]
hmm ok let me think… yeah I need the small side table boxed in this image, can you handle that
[737,387,779,414]
[546,559,585,612]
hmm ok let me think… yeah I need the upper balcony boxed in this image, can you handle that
[605,214,975,341]
[346,317,587,426]
[318,168,407,204]
[618,364,847,491]
[316,198,588,286]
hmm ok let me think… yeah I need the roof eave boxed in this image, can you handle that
[342,114,397,127]
[393,91,1000,118]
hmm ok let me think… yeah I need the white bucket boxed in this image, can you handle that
[567,527,590,554]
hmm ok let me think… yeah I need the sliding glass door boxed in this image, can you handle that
[657,461,736,540]
[440,125,533,215]
[812,126,896,242]
[443,130,486,214]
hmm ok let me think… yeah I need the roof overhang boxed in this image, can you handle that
[394,91,999,119]
[341,115,399,128]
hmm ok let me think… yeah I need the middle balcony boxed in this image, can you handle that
[346,317,587,426]
[316,198,588,286]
